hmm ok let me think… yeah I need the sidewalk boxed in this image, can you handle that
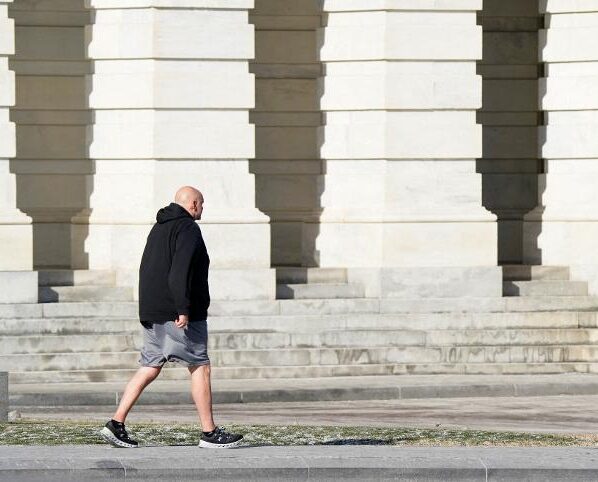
[7,374,598,480]
[1,445,598,481]
[14,393,598,434]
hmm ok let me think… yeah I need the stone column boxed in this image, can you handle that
[524,0,598,293]
[316,0,500,297]
[0,0,36,302]
[78,0,273,299]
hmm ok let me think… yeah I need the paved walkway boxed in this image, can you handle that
[13,393,598,434]
[8,373,598,434]
[2,445,598,481]
[8,375,598,479]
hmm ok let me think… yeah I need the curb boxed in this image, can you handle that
[10,380,598,406]
[2,446,598,481]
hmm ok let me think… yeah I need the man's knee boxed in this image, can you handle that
[188,363,211,375]
[140,365,162,381]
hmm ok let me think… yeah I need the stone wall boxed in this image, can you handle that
[0,0,36,303]
[525,0,598,294]
[0,0,32,272]
[7,0,598,298]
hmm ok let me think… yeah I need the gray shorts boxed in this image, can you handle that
[139,320,210,368]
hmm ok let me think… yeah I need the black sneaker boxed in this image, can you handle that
[199,426,243,448]
[99,420,138,448]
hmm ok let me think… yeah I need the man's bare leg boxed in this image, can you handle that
[112,366,162,423]
[189,364,216,432]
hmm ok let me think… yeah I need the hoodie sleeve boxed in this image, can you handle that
[168,222,199,317]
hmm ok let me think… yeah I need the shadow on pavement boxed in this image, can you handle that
[321,439,392,446]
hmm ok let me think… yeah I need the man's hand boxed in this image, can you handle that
[175,314,189,329]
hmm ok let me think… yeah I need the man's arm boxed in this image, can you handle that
[168,223,199,323]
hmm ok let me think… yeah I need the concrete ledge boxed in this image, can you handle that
[381,267,503,298]
[2,446,598,481]
[347,267,503,299]
[209,268,276,301]
[323,0,483,12]
[0,271,38,303]
[541,0,598,14]
[86,0,254,9]
[10,374,598,407]
[0,372,7,422]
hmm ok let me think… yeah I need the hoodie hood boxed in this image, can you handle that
[156,203,192,224]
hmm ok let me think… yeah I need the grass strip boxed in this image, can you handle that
[2,420,598,447]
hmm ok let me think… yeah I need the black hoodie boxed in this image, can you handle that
[139,203,210,326]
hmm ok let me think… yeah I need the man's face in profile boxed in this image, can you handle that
[194,195,204,221]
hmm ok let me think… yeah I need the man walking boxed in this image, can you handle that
[100,186,243,448]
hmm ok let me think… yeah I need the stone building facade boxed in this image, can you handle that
[1,0,597,303]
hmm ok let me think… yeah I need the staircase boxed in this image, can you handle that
[3,266,598,385]
[38,270,134,303]
[275,267,364,300]
[503,265,588,297]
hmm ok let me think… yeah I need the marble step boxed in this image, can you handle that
[11,374,598,406]
[424,328,598,346]
[502,265,570,282]
[9,362,598,384]
[3,296,598,321]
[504,280,588,297]
[39,286,135,303]
[37,270,116,287]
[5,345,598,372]
[28,298,382,318]
[276,283,364,300]
[0,302,136,319]
[33,267,575,288]
[275,267,347,284]
[4,329,598,355]
[1,311,595,336]
[379,296,598,313]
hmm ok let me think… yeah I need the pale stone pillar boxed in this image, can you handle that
[78,0,274,298]
[0,0,36,302]
[524,0,598,293]
[316,0,500,297]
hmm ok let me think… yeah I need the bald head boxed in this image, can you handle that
[175,186,204,221]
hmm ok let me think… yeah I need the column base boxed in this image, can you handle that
[524,219,598,295]
[70,223,152,271]
[347,266,503,299]
[116,268,276,301]
[0,223,33,271]
[73,220,275,300]
[0,271,38,303]
[314,221,497,268]
[208,268,276,300]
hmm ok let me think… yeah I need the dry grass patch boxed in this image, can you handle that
[2,421,598,447]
